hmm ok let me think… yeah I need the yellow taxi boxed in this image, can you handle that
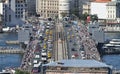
[43,44,47,49]
[47,51,51,58]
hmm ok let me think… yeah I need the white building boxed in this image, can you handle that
[36,0,70,20]
[106,1,120,23]
[112,0,120,1]
[59,0,70,19]
[90,2,108,19]
[0,3,3,15]
[3,0,27,26]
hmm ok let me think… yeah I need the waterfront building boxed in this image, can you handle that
[26,0,36,17]
[44,59,112,74]
[36,0,69,19]
[106,1,120,23]
[90,2,109,19]
[2,0,27,26]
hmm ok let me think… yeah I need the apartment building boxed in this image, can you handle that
[36,0,69,19]
[44,59,112,74]
[3,0,27,26]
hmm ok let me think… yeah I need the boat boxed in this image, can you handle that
[111,39,120,42]
[102,39,120,54]
[2,27,10,32]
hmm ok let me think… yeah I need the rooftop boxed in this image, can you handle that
[44,59,111,68]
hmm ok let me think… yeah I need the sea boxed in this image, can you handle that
[0,32,23,71]
[102,32,120,70]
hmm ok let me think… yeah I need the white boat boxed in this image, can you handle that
[111,39,120,42]
[109,41,120,44]
[2,27,10,32]
[105,44,114,47]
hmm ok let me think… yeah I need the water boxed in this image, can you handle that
[0,32,22,71]
[102,32,120,69]
[0,32,19,47]
[0,54,23,71]
[102,55,120,70]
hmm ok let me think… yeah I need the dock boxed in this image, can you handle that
[5,40,19,44]
[0,47,25,54]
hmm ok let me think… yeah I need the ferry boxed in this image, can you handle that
[102,39,120,54]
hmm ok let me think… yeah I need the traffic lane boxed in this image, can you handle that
[64,24,81,59]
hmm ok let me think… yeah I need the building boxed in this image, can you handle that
[59,0,69,19]
[26,0,36,17]
[44,59,112,74]
[0,2,3,15]
[3,0,27,26]
[36,0,59,19]
[0,2,3,23]
[90,2,108,19]
[90,0,111,19]
[36,0,69,19]
[82,2,91,14]
[106,1,120,23]
[69,0,90,16]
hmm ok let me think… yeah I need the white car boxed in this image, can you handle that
[41,57,47,61]
[41,52,47,56]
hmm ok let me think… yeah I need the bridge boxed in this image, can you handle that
[0,47,25,54]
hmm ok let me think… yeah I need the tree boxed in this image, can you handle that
[79,13,89,21]
[90,14,98,22]
[60,12,67,18]
[15,69,30,74]
[71,8,79,17]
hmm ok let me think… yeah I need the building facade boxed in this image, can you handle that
[82,2,91,14]
[69,0,90,16]
[106,1,120,23]
[36,0,69,19]
[3,0,27,26]
[26,0,36,17]
[59,0,69,19]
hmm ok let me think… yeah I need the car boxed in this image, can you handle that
[47,51,52,59]
[46,26,50,29]
[71,48,77,51]
[41,57,47,61]
[32,67,39,73]
[41,52,47,56]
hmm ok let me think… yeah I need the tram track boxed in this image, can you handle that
[54,22,68,61]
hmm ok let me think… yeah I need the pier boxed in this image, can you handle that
[5,40,19,45]
[0,47,25,54]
